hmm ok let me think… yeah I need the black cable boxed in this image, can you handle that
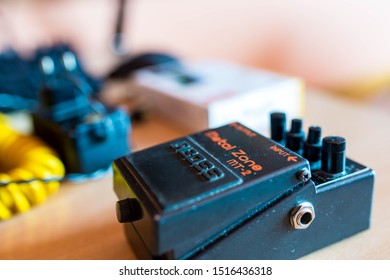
[112,0,129,55]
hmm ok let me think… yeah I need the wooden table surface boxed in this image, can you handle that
[0,91,389,260]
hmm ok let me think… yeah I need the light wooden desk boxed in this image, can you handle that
[0,91,389,260]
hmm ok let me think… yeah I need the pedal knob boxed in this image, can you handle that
[303,126,322,163]
[270,112,286,144]
[321,136,346,174]
[116,198,143,223]
[286,118,305,154]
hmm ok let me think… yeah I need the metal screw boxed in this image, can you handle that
[290,202,315,229]
[297,168,311,182]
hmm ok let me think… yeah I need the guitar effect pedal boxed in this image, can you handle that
[113,114,374,259]
[31,45,131,175]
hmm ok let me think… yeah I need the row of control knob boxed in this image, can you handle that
[270,112,346,175]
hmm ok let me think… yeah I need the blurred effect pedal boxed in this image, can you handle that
[31,46,131,175]
[34,104,131,175]
[0,44,101,113]
[113,119,374,259]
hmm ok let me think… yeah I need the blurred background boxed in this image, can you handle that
[0,0,389,260]
[1,0,390,105]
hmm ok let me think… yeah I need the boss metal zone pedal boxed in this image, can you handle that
[113,116,374,259]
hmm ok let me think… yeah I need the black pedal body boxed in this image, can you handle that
[113,122,374,259]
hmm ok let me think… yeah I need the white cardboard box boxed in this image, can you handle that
[129,60,304,135]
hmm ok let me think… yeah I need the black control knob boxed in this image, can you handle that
[303,126,322,166]
[270,112,286,144]
[321,136,346,174]
[286,119,305,154]
[116,198,143,223]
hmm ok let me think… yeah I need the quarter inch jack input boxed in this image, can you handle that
[290,202,315,229]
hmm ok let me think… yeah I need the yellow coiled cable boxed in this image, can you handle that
[0,114,65,220]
